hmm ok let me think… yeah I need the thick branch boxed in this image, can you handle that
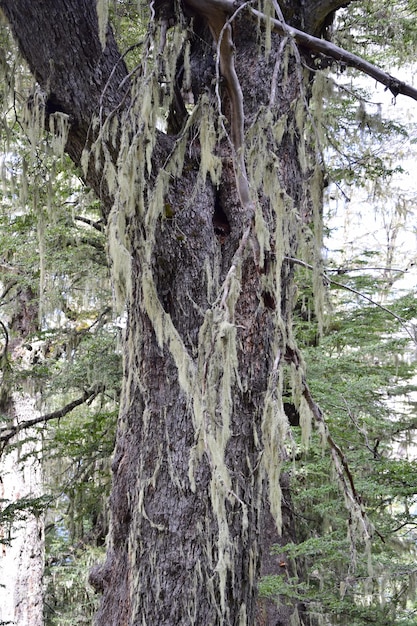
[75,215,105,233]
[251,7,417,101]
[186,1,417,101]
[0,384,104,448]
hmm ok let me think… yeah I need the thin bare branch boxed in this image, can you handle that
[0,384,104,448]
[285,256,416,343]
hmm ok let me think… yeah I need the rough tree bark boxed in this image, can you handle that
[0,395,44,626]
[0,1,354,624]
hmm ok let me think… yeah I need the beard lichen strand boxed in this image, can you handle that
[199,94,224,186]
[244,90,321,477]
[290,350,313,448]
[101,6,321,623]
[22,87,46,160]
[104,66,166,309]
[103,49,249,613]
[141,265,196,396]
[107,202,132,311]
[261,353,288,532]
[310,163,326,335]
[105,16,201,312]
[48,112,71,159]
[96,0,109,49]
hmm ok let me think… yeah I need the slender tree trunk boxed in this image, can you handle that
[0,394,44,626]
[0,1,344,623]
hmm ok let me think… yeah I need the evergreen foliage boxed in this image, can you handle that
[0,16,120,621]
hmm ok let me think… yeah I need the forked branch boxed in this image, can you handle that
[184,0,417,101]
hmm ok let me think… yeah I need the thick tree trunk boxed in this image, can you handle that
[0,1,339,624]
[93,10,318,623]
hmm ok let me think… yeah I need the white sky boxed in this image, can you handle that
[324,68,417,294]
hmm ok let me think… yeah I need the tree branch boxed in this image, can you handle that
[74,215,105,233]
[185,0,417,100]
[285,256,417,344]
[197,1,417,101]
[249,6,417,101]
[0,384,104,448]
[287,345,377,541]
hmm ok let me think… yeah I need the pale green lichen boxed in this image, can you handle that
[48,112,70,157]
[260,357,288,532]
[96,0,109,49]
[107,202,132,310]
[78,10,333,622]
[199,93,223,185]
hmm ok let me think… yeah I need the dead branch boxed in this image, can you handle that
[184,0,417,101]
[248,6,417,101]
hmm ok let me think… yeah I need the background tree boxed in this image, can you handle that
[0,1,416,625]
[0,24,120,623]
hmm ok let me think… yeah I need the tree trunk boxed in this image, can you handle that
[0,394,44,626]
[0,1,346,623]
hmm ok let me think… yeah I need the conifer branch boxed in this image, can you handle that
[0,384,104,448]
[285,256,416,344]
[287,345,375,541]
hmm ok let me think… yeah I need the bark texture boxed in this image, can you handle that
[0,395,44,626]
[0,1,343,624]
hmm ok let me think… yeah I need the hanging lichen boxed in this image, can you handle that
[96,0,109,49]
[199,93,224,186]
[82,4,359,623]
